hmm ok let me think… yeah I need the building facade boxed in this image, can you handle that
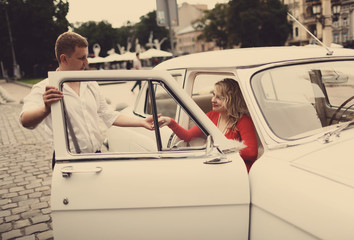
[174,2,217,55]
[285,0,354,47]
[333,0,354,47]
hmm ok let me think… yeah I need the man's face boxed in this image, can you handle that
[63,46,89,71]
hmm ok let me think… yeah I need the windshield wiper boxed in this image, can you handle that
[319,120,354,144]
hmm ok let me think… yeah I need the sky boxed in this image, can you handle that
[66,0,228,28]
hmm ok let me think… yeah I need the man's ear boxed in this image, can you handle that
[60,54,67,65]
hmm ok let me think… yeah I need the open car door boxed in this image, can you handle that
[49,70,250,240]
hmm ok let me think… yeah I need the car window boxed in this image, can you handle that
[145,82,177,119]
[61,79,207,155]
[143,75,181,119]
[251,61,354,139]
[151,82,208,149]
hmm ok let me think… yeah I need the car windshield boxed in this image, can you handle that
[251,60,354,140]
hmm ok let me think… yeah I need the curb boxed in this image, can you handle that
[0,79,32,104]
[0,86,16,103]
[12,81,33,88]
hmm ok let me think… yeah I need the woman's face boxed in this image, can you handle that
[211,87,227,113]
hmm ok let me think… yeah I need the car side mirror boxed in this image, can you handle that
[204,135,231,164]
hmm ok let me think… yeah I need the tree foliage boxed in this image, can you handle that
[198,0,290,48]
[134,11,170,51]
[73,11,170,57]
[195,3,229,49]
[74,21,119,57]
[0,0,169,78]
[0,0,289,78]
[0,0,69,77]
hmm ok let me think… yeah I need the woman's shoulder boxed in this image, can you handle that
[241,114,252,120]
[206,110,219,118]
[238,114,254,125]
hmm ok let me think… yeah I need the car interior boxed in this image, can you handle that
[251,63,354,140]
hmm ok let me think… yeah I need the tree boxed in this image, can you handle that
[0,0,69,78]
[197,0,290,48]
[73,11,170,56]
[194,3,229,49]
[134,11,170,51]
[258,0,290,46]
[228,0,290,47]
[74,21,119,57]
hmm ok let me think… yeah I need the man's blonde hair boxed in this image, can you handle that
[55,32,88,64]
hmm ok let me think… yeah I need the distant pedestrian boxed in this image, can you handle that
[131,52,142,92]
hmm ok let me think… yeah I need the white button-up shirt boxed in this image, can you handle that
[20,79,120,153]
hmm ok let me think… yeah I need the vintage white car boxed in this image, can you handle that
[50,46,354,240]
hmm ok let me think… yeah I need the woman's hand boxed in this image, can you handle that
[158,116,171,128]
[142,114,165,130]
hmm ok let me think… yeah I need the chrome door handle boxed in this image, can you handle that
[61,166,103,178]
[204,157,231,164]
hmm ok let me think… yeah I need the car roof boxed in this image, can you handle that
[154,45,354,70]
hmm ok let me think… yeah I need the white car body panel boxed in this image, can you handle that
[50,46,354,239]
[50,70,250,240]
[51,158,250,239]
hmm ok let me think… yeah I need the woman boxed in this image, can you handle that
[160,78,258,172]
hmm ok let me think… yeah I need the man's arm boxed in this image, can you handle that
[21,106,51,129]
[20,86,63,129]
[113,114,162,130]
[113,114,153,130]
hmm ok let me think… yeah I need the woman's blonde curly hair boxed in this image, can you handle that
[214,78,249,130]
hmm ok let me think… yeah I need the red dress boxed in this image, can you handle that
[168,111,258,172]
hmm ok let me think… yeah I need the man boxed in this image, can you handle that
[20,32,155,155]
[131,52,142,92]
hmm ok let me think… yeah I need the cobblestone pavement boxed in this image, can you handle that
[0,79,138,239]
[0,101,53,240]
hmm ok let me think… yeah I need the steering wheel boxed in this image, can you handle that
[170,140,185,149]
[329,95,354,125]
[167,133,175,148]
[167,133,186,149]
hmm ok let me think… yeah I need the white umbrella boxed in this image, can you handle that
[104,53,122,62]
[88,56,106,64]
[140,48,172,59]
[118,52,137,61]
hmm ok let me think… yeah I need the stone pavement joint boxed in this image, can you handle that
[1,104,53,240]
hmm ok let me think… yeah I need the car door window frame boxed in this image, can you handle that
[56,78,212,158]
[148,80,163,151]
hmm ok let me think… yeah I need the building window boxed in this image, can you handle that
[343,33,348,42]
[295,27,299,37]
[333,33,339,43]
[343,17,348,26]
